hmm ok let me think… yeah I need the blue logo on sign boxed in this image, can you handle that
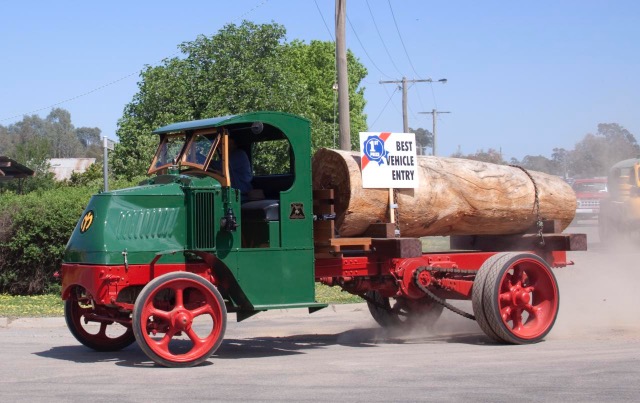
[363,135,388,166]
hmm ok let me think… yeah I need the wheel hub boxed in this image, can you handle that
[172,310,193,331]
[511,286,530,307]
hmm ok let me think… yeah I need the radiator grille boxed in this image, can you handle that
[191,191,216,249]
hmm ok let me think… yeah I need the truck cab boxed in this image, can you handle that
[62,112,323,321]
[598,158,640,241]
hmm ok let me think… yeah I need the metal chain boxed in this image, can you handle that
[510,165,545,246]
[393,188,400,237]
[360,265,480,320]
[359,292,409,317]
[413,267,476,320]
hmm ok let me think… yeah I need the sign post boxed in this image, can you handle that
[103,136,115,192]
[359,132,418,236]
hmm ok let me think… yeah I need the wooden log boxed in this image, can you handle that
[311,148,576,237]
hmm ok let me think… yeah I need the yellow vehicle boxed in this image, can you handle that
[598,158,640,241]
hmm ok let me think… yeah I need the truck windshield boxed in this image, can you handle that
[149,134,186,173]
[183,132,220,168]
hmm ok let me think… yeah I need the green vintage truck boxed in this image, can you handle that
[61,111,584,367]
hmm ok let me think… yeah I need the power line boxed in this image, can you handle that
[313,0,334,41]
[365,0,403,76]
[386,0,440,111]
[370,86,399,128]
[312,0,338,145]
[380,83,401,116]
[387,0,420,77]
[1,0,270,124]
[0,72,139,123]
[347,16,392,79]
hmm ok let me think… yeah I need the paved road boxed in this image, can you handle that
[1,221,639,402]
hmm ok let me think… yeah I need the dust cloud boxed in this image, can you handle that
[551,222,640,339]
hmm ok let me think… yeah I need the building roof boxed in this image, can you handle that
[0,156,35,180]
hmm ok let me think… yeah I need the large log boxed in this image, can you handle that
[311,148,576,237]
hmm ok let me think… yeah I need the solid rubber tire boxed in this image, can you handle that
[64,297,135,352]
[132,272,226,368]
[481,253,559,344]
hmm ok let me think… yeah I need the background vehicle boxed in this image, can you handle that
[572,178,608,220]
[60,111,586,367]
[598,158,640,241]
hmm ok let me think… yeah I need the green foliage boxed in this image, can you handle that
[285,39,368,151]
[0,187,93,294]
[252,139,291,176]
[506,123,639,177]
[0,178,142,295]
[113,21,368,179]
[68,162,105,187]
[568,123,640,177]
[0,108,102,163]
[453,124,639,178]
[409,127,433,155]
[451,147,506,165]
[512,155,561,175]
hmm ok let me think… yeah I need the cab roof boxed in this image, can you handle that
[610,157,640,171]
[152,111,309,135]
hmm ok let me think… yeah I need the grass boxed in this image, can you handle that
[0,294,64,318]
[315,284,363,304]
[0,285,362,318]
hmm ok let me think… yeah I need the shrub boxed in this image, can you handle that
[0,176,144,295]
[0,187,94,294]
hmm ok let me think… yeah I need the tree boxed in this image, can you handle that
[285,39,367,151]
[516,155,558,175]
[112,21,368,179]
[46,108,83,158]
[0,109,102,194]
[6,115,50,172]
[0,125,12,156]
[75,127,103,159]
[451,148,505,165]
[551,147,569,178]
[568,123,639,178]
[409,127,433,155]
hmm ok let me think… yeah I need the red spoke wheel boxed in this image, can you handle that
[64,289,135,352]
[365,291,443,329]
[132,272,226,368]
[472,252,559,344]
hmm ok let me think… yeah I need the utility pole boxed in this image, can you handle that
[335,0,351,150]
[419,109,450,156]
[379,77,447,134]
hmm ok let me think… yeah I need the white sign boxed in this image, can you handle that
[103,137,116,151]
[359,132,418,188]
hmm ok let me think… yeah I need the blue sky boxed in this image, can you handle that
[1,0,638,161]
